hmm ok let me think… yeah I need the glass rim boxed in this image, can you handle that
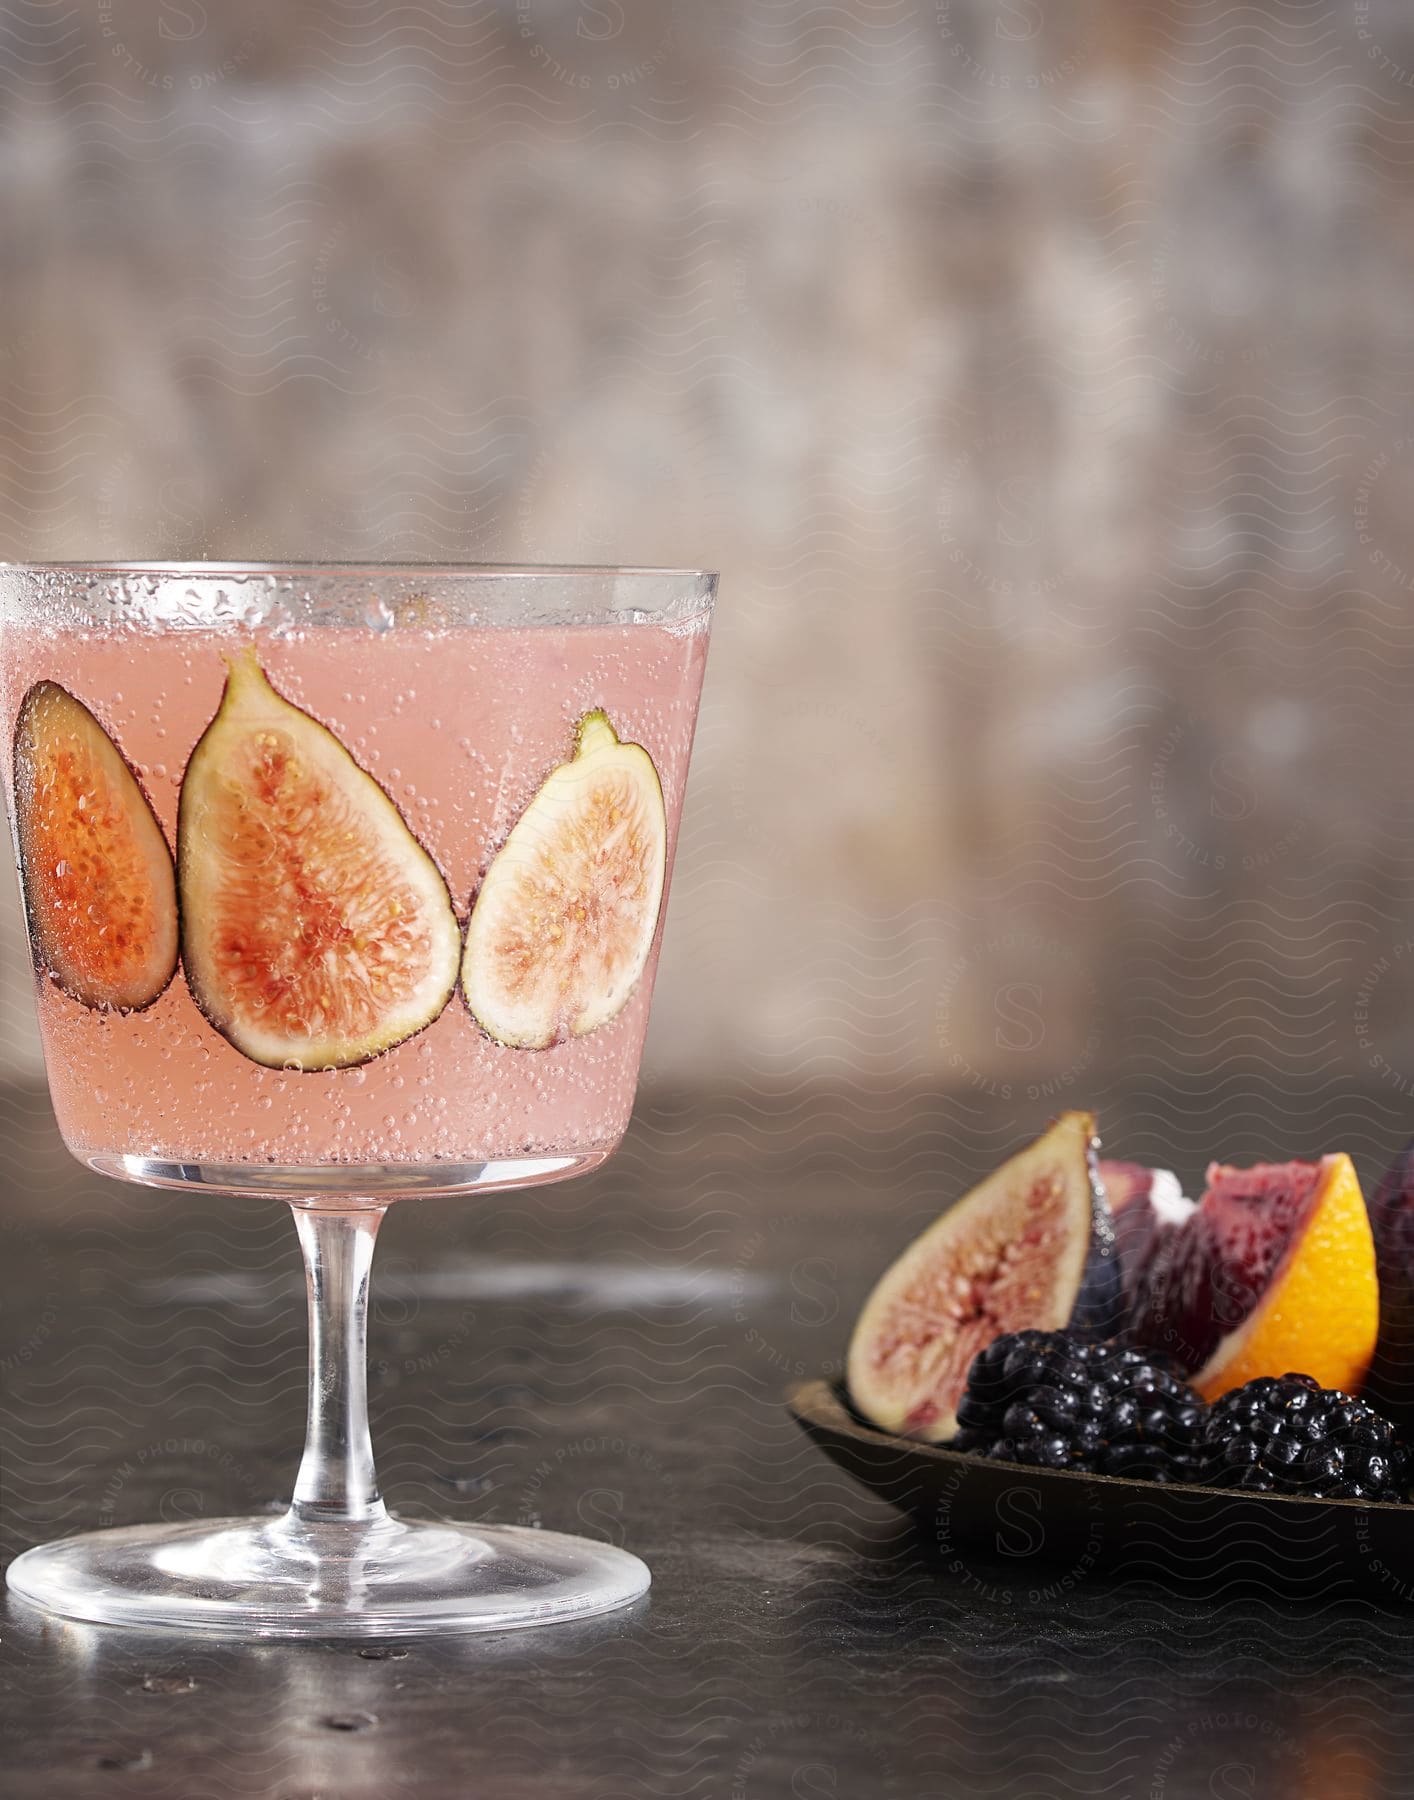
[0,560,718,581]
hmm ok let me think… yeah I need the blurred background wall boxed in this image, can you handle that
[4,0,1414,1162]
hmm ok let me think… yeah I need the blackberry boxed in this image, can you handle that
[950,1329,1203,1481]
[1194,1374,1410,1501]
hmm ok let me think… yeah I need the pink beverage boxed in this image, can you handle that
[2,613,709,1194]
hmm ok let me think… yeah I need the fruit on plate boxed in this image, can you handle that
[461,709,667,1050]
[846,1112,1121,1443]
[1125,1155,1378,1402]
[1098,1159,1195,1325]
[1193,1373,1406,1500]
[178,649,461,1070]
[944,1335,1410,1499]
[1363,1137,1414,1436]
[12,681,178,1011]
[951,1329,1203,1480]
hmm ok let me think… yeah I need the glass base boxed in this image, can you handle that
[88,1151,609,1199]
[6,1511,650,1638]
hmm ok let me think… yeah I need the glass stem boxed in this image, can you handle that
[287,1204,388,1528]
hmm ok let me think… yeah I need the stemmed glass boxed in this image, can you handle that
[0,562,714,1636]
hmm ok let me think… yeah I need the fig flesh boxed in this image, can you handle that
[846,1111,1120,1443]
[12,681,178,1011]
[461,709,668,1050]
[177,650,460,1071]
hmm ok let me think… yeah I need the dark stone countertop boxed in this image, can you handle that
[4,1081,1414,1799]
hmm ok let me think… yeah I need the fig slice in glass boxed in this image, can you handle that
[178,648,461,1072]
[462,709,668,1050]
[13,680,178,1012]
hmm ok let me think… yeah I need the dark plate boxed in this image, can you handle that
[788,1378,1414,1599]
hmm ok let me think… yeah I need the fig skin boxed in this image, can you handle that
[1097,1160,1195,1332]
[1074,1150,1124,1341]
[13,680,179,1014]
[177,650,462,1073]
[1364,1138,1414,1434]
[846,1111,1122,1444]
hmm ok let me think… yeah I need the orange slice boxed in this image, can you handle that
[1193,1152,1378,1400]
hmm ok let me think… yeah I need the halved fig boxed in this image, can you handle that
[846,1112,1121,1443]
[12,681,178,1011]
[177,649,460,1071]
[461,709,667,1050]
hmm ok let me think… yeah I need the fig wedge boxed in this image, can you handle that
[177,650,460,1070]
[1366,1136,1414,1433]
[1098,1159,1195,1329]
[461,709,668,1050]
[847,1112,1120,1443]
[13,681,178,1011]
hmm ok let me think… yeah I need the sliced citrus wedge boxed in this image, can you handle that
[177,650,460,1071]
[13,681,178,1011]
[1188,1153,1378,1401]
[462,710,668,1050]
